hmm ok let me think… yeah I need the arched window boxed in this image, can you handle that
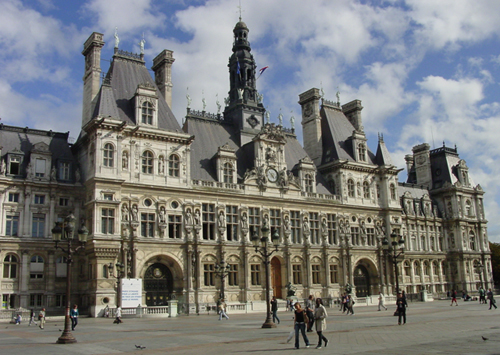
[30,255,44,279]
[168,154,179,177]
[3,255,18,278]
[304,174,314,193]
[404,261,411,276]
[465,200,474,216]
[363,181,370,198]
[423,262,430,276]
[390,183,397,200]
[223,162,234,183]
[358,143,366,162]
[414,261,420,276]
[142,151,154,174]
[348,179,355,197]
[141,101,153,124]
[103,143,114,167]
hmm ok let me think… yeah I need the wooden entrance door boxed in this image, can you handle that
[271,257,282,298]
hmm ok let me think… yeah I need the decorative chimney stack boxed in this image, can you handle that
[152,50,175,109]
[81,32,104,128]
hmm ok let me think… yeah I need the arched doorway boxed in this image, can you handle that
[271,257,282,298]
[354,265,370,297]
[144,263,173,306]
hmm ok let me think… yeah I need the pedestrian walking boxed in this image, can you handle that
[396,292,407,325]
[38,308,46,329]
[70,304,79,330]
[314,298,329,349]
[271,296,280,324]
[114,306,123,323]
[487,289,497,310]
[346,294,355,315]
[378,292,387,311]
[305,295,315,332]
[479,287,486,304]
[450,289,458,306]
[29,309,37,326]
[217,298,229,320]
[293,302,310,349]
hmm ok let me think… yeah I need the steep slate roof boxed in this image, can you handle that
[99,54,181,131]
[320,106,376,165]
[0,124,76,174]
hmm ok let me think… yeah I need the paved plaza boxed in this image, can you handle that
[1,300,499,354]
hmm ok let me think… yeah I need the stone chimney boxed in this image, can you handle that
[152,50,175,109]
[299,88,322,165]
[81,32,104,128]
[342,100,363,132]
[412,143,432,188]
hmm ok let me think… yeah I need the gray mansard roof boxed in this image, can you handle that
[184,115,330,193]
[94,53,180,131]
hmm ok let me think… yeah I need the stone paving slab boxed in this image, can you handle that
[1,300,499,354]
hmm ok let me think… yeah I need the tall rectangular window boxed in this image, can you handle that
[248,207,260,237]
[141,213,155,237]
[312,264,321,284]
[292,264,302,284]
[35,159,46,177]
[330,264,338,283]
[270,209,281,237]
[29,294,43,307]
[251,264,261,285]
[34,195,45,205]
[101,209,115,234]
[202,203,216,240]
[8,193,19,202]
[32,214,45,238]
[9,156,21,175]
[309,212,319,244]
[55,294,66,307]
[228,264,238,286]
[366,227,375,246]
[59,198,69,206]
[204,263,215,286]
[168,214,182,239]
[59,162,70,180]
[290,210,301,244]
[351,227,359,246]
[327,214,336,245]
[6,214,19,236]
[226,205,238,241]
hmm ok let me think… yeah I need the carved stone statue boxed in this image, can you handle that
[159,207,166,224]
[122,151,129,170]
[140,37,146,55]
[303,217,310,234]
[241,212,248,231]
[131,205,139,222]
[50,166,56,180]
[237,88,244,100]
[114,27,119,48]
[122,204,129,221]
[185,208,193,226]
[216,95,221,114]
[285,282,297,297]
[194,210,201,226]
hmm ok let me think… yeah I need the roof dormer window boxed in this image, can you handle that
[141,102,153,125]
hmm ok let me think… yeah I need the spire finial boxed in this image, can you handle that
[237,0,244,21]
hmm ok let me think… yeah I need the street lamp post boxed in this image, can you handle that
[382,233,405,295]
[251,224,280,329]
[108,262,126,308]
[215,260,231,300]
[51,214,88,344]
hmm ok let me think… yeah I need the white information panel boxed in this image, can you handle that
[120,279,142,308]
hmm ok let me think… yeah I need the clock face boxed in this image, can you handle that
[267,168,278,182]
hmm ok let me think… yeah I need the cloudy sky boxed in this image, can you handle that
[1,0,500,241]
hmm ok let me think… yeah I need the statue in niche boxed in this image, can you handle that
[158,156,165,174]
[121,204,129,221]
[237,88,244,100]
[26,163,33,178]
[278,167,288,187]
[263,214,270,230]
[241,212,248,231]
[321,218,328,236]
[266,147,276,163]
[303,216,310,234]
[50,167,57,180]
[185,208,193,226]
[122,152,129,170]
[131,205,139,222]
[284,215,290,232]
[194,210,201,227]
[75,168,81,183]
[219,210,225,227]
[159,207,166,224]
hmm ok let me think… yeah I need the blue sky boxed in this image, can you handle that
[1,0,500,241]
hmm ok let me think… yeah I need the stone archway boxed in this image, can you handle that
[144,263,174,306]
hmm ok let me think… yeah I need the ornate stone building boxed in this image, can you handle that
[0,21,491,316]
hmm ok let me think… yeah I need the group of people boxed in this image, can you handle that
[15,308,46,329]
[339,293,355,315]
[292,295,329,349]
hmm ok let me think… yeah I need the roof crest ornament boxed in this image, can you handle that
[114,27,119,49]
[186,87,191,109]
[140,33,146,55]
